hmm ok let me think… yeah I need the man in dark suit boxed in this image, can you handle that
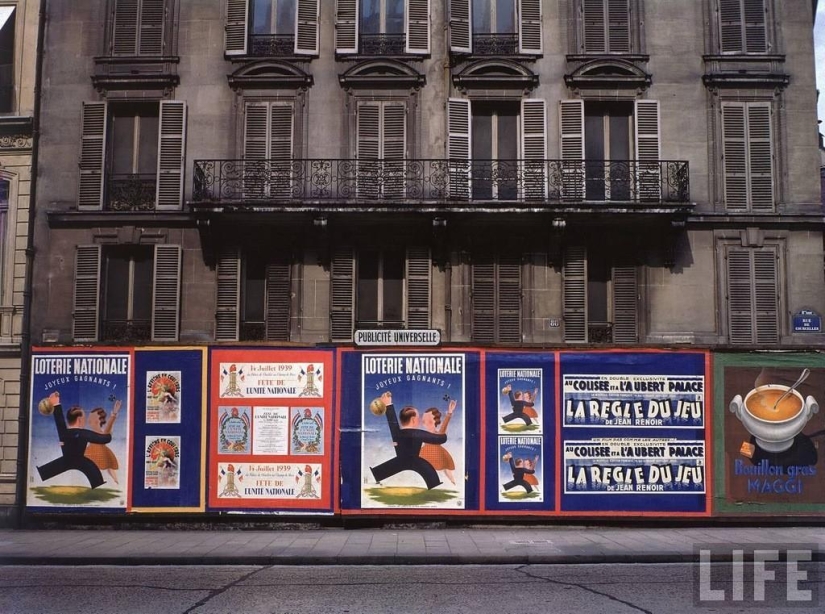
[502,384,535,426]
[502,452,537,493]
[36,391,117,489]
[370,391,445,490]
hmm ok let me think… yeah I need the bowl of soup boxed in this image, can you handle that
[729,385,819,453]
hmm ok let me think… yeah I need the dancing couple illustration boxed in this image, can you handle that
[501,384,540,426]
[369,390,457,490]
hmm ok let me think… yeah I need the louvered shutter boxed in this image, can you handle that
[722,103,747,210]
[447,98,471,199]
[335,0,359,54]
[518,0,542,54]
[225,0,249,56]
[583,0,605,52]
[634,100,660,202]
[563,246,587,342]
[156,101,186,210]
[244,103,269,198]
[295,0,320,55]
[747,103,774,211]
[265,257,292,341]
[727,248,754,344]
[152,244,181,341]
[139,0,165,55]
[113,0,139,55]
[743,0,766,53]
[559,100,585,200]
[521,99,547,200]
[753,247,778,344]
[607,0,630,52]
[449,0,472,54]
[498,256,522,343]
[719,0,743,52]
[382,103,407,198]
[406,247,431,329]
[78,102,107,210]
[271,102,295,198]
[357,102,381,199]
[472,256,495,343]
[612,265,638,343]
[406,0,431,54]
[73,245,101,342]
[215,247,241,341]
[330,247,355,342]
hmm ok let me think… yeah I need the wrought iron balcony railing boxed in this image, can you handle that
[105,173,157,211]
[250,34,295,57]
[359,34,406,55]
[471,34,520,55]
[102,319,151,342]
[192,159,690,206]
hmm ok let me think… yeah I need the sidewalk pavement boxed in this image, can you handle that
[1,526,824,566]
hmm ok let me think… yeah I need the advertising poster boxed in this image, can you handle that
[484,352,555,512]
[208,348,335,513]
[560,351,708,514]
[714,353,825,515]
[27,350,131,509]
[361,353,466,509]
[144,436,181,489]
[132,348,205,511]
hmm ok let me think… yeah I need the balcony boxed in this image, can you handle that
[471,34,519,56]
[249,34,296,57]
[102,319,151,343]
[105,174,157,212]
[191,159,690,208]
[359,34,406,56]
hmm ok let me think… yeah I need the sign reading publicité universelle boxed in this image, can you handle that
[354,329,441,347]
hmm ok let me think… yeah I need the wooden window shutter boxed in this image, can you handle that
[382,103,407,198]
[634,100,661,202]
[330,247,355,342]
[449,0,472,54]
[583,0,606,53]
[563,246,587,342]
[472,256,495,344]
[78,102,108,211]
[152,244,182,341]
[357,102,381,199]
[406,0,431,54]
[406,247,431,329]
[113,0,139,55]
[265,256,292,341]
[743,0,767,53]
[215,247,241,341]
[497,256,522,344]
[139,0,165,55]
[722,103,748,210]
[727,247,754,344]
[559,100,585,200]
[270,102,295,198]
[244,103,269,160]
[335,0,359,54]
[518,0,542,54]
[447,98,471,199]
[225,0,249,56]
[156,101,187,210]
[607,0,630,52]
[295,0,320,55]
[747,103,774,211]
[521,99,547,200]
[73,245,101,342]
[612,265,638,343]
[719,0,743,52]
[753,247,779,344]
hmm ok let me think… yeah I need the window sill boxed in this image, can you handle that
[567,53,649,62]
[48,210,197,229]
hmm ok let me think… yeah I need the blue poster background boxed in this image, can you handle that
[484,352,555,511]
[560,352,707,513]
[132,349,204,509]
[340,350,481,511]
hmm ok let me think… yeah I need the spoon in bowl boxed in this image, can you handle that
[771,368,810,412]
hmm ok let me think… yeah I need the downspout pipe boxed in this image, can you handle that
[15,0,47,528]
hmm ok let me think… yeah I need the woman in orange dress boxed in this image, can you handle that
[84,399,121,484]
[419,399,457,485]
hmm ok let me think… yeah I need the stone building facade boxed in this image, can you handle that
[12,0,824,516]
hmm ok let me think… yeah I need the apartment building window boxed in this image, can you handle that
[0,6,14,113]
[78,100,187,211]
[472,254,522,344]
[356,100,407,199]
[563,245,639,344]
[110,0,167,56]
[580,0,632,54]
[330,246,431,342]
[335,0,429,55]
[73,244,182,342]
[226,0,319,56]
[721,101,774,211]
[718,0,767,53]
[725,244,780,344]
[449,0,541,55]
[243,100,295,198]
[0,181,7,293]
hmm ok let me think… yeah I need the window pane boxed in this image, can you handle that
[253,0,274,34]
[276,0,296,35]
[473,0,491,33]
[357,250,379,323]
[137,115,159,174]
[244,258,266,322]
[0,8,14,112]
[497,108,519,199]
[131,250,154,321]
[361,0,380,34]
[587,254,609,324]
[111,115,136,174]
[472,106,493,199]
[386,0,404,34]
[382,250,404,324]
[496,0,515,33]
[104,253,130,321]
